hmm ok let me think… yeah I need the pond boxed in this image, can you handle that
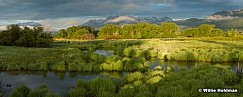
[1,71,127,97]
[94,50,114,57]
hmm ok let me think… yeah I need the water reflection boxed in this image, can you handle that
[95,50,114,57]
[0,71,125,96]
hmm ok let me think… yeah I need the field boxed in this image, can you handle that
[1,38,243,97]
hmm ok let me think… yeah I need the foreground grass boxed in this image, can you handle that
[10,64,243,97]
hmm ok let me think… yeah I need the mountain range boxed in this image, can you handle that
[81,9,243,30]
[176,9,243,30]
[81,15,173,28]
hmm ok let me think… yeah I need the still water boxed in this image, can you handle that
[1,71,127,96]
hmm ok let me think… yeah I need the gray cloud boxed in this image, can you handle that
[0,0,242,20]
[0,0,242,29]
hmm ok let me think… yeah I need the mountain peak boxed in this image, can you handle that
[204,8,243,21]
[17,21,42,27]
[211,8,243,16]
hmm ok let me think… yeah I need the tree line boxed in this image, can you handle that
[55,26,97,40]
[56,22,241,40]
[0,25,53,47]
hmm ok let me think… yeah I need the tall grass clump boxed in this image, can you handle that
[10,85,31,97]
[10,85,60,97]
[158,50,168,60]
[68,88,88,97]
[123,57,146,71]
[239,51,243,61]
[123,47,138,57]
[86,78,117,97]
[148,50,157,58]
[175,50,187,61]
[51,61,66,72]
[186,49,197,62]
[28,85,60,97]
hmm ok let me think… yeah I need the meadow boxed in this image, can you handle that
[1,37,243,97]
[1,38,243,72]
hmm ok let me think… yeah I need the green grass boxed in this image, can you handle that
[1,38,243,71]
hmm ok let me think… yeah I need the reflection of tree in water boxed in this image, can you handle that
[68,72,78,78]
[101,71,123,79]
[68,72,100,78]
[5,71,48,77]
[53,71,65,80]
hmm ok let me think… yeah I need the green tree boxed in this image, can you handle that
[226,28,238,37]
[197,24,215,37]
[160,22,180,38]
[97,24,121,39]
[0,25,53,47]
[56,29,67,38]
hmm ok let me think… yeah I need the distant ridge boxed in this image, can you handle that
[81,15,173,28]
[17,21,42,27]
[175,8,243,30]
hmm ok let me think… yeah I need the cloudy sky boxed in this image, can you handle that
[0,0,242,29]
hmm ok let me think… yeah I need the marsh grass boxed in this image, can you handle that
[2,38,243,71]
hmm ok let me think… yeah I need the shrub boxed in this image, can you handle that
[149,70,165,77]
[93,65,102,72]
[113,60,123,71]
[83,63,93,72]
[123,48,137,57]
[148,50,157,58]
[147,76,162,84]
[76,80,86,88]
[204,50,214,62]
[28,62,48,71]
[86,78,117,96]
[28,85,60,97]
[133,62,144,71]
[90,53,99,61]
[135,91,154,97]
[117,88,136,97]
[115,47,125,56]
[197,49,206,62]
[239,51,243,61]
[126,72,143,83]
[68,88,87,97]
[106,55,122,64]
[229,51,239,62]
[101,63,113,71]
[176,50,187,61]
[144,61,151,68]
[158,50,167,60]
[51,62,66,72]
[97,92,115,97]
[10,85,30,97]
[186,49,197,61]
[68,63,79,72]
